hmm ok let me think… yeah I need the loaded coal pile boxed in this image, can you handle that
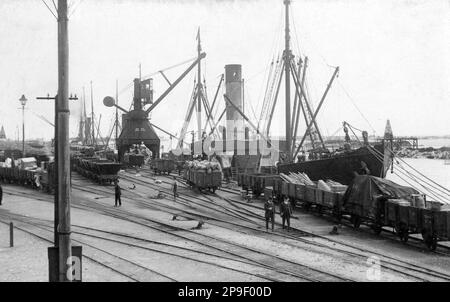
[185,160,222,174]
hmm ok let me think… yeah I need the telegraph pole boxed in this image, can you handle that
[57,0,72,282]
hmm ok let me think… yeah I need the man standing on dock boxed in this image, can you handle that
[280,197,293,231]
[172,177,179,201]
[264,197,275,231]
[114,180,122,207]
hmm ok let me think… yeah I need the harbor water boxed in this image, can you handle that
[386,138,450,204]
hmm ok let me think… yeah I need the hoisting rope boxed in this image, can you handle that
[343,121,450,203]
[370,145,450,199]
[366,144,450,204]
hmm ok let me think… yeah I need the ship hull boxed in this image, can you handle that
[278,144,388,185]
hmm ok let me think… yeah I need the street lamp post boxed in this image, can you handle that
[19,95,27,158]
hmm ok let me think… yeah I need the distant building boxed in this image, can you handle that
[384,120,393,140]
[0,126,6,140]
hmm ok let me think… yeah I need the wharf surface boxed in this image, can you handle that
[0,167,449,282]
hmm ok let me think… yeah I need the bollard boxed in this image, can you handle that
[9,222,13,247]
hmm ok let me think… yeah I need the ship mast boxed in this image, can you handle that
[196,29,203,141]
[115,79,119,149]
[284,0,292,162]
[90,81,95,147]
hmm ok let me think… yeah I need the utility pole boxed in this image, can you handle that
[36,93,78,247]
[284,0,292,162]
[57,0,72,282]
[36,94,58,246]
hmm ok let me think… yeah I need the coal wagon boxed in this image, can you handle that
[184,169,222,193]
[73,157,122,185]
[150,159,174,175]
[123,153,145,168]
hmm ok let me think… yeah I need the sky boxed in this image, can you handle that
[0,0,448,146]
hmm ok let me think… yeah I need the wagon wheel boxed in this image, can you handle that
[397,223,409,242]
[372,224,382,235]
[351,215,361,229]
[303,202,311,211]
[424,234,437,251]
[316,205,323,215]
[400,232,409,243]
[333,210,342,223]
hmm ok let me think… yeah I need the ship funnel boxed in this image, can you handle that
[225,64,243,140]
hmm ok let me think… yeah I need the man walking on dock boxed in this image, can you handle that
[280,197,293,231]
[264,197,275,231]
[114,180,122,207]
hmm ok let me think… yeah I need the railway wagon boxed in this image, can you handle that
[238,173,282,197]
[238,173,280,198]
[150,159,174,175]
[238,172,450,250]
[385,200,450,250]
[0,166,38,187]
[123,153,144,168]
[184,169,222,193]
[0,166,19,183]
[39,162,55,193]
[73,157,122,185]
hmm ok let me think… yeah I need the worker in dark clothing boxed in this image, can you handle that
[280,197,293,231]
[172,177,178,201]
[0,183,3,206]
[359,161,371,175]
[114,180,122,207]
[264,198,275,231]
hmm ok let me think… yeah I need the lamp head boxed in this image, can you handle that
[19,94,27,106]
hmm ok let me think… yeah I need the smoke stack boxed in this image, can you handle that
[225,64,243,140]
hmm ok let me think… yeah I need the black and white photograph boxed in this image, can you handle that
[0,0,449,288]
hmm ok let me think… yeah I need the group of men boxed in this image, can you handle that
[264,196,293,232]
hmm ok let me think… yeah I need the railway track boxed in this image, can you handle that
[0,214,174,282]
[123,170,450,282]
[2,186,335,281]
[0,212,293,282]
[4,171,450,281]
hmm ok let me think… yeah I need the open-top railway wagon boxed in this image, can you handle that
[123,153,145,168]
[237,173,280,198]
[0,161,54,192]
[184,169,222,193]
[72,156,122,185]
[150,159,174,175]
[0,166,37,187]
[238,172,450,250]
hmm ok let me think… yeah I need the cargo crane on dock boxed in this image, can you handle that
[103,37,206,162]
